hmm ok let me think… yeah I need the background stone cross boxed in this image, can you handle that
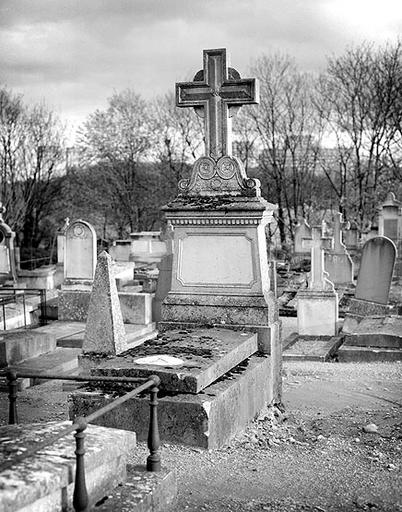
[176,48,259,159]
[333,212,350,253]
[302,226,334,291]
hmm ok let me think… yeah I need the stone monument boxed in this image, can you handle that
[325,212,354,285]
[0,203,17,285]
[378,192,402,278]
[58,219,97,321]
[341,236,399,357]
[297,225,338,335]
[294,218,312,257]
[69,48,282,449]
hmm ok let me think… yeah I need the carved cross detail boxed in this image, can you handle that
[302,226,334,291]
[176,48,259,159]
[333,212,350,253]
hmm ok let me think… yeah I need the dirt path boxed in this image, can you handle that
[0,361,401,511]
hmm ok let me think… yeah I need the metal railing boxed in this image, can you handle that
[0,288,47,329]
[3,370,161,512]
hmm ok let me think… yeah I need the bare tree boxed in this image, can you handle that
[317,41,402,227]
[247,54,323,245]
[77,89,154,235]
[0,87,65,248]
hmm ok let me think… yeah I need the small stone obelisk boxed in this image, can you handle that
[82,251,126,355]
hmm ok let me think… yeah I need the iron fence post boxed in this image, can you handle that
[146,375,161,472]
[7,370,18,424]
[73,417,89,512]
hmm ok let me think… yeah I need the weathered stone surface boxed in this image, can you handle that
[161,292,278,327]
[355,236,396,304]
[283,336,342,361]
[0,330,56,367]
[325,253,354,285]
[83,251,126,356]
[95,465,177,512]
[0,204,17,283]
[337,345,402,362]
[88,328,258,393]
[69,354,273,449]
[342,315,402,348]
[294,218,311,256]
[347,297,392,317]
[297,289,339,336]
[153,253,173,322]
[58,289,91,322]
[17,266,57,290]
[64,219,97,282]
[0,421,135,512]
[119,292,153,325]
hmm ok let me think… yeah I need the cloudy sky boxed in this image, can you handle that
[1,0,401,142]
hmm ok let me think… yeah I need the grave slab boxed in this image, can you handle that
[85,328,258,394]
[0,421,135,512]
[337,345,402,362]
[283,336,343,362]
[0,347,81,390]
[69,354,272,449]
[0,330,56,367]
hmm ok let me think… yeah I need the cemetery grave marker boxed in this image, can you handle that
[325,212,354,284]
[297,225,338,335]
[64,219,97,283]
[355,236,396,305]
[0,203,17,284]
[70,48,282,449]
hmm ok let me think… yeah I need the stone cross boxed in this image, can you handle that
[302,226,334,291]
[333,212,350,253]
[176,48,259,159]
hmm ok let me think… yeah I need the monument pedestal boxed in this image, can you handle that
[297,289,339,336]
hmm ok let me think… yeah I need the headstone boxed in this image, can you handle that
[297,225,338,335]
[64,219,96,284]
[82,251,126,355]
[378,192,402,279]
[343,220,359,252]
[58,219,97,321]
[294,219,312,256]
[57,217,70,265]
[302,226,334,291]
[325,212,354,284]
[355,236,396,305]
[0,203,17,284]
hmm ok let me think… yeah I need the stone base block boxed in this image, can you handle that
[58,289,91,322]
[0,421,135,512]
[69,354,274,449]
[59,289,154,325]
[337,345,402,362]
[17,265,57,290]
[162,292,278,328]
[297,290,338,336]
[0,330,56,367]
[95,465,177,512]
[119,292,153,324]
[348,297,391,317]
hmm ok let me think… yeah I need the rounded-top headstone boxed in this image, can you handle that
[355,236,396,304]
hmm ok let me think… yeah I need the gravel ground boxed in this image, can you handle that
[0,360,401,511]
